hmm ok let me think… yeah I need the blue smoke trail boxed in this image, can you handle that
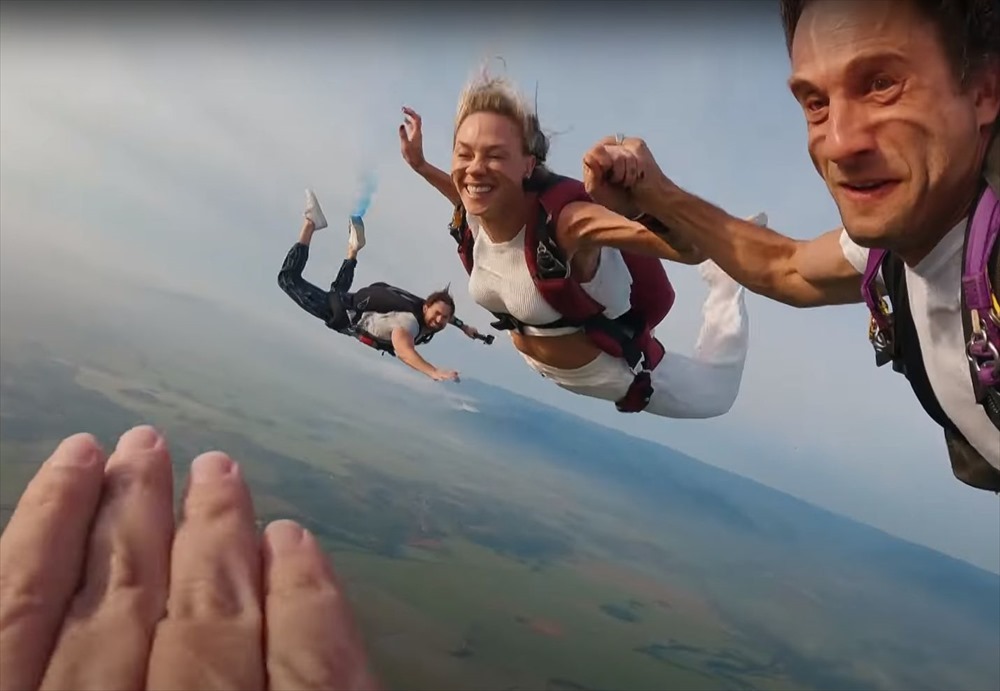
[350,169,378,219]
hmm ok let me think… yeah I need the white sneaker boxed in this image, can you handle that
[348,215,366,253]
[304,189,328,230]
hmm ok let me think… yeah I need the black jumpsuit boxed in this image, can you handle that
[277,242,358,331]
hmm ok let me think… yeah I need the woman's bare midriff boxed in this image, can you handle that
[510,330,603,370]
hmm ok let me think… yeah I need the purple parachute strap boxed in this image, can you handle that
[862,248,891,335]
[962,185,1000,387]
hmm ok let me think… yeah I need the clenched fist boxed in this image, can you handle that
[582,135,674,215]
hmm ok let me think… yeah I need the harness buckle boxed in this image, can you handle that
[616,369,653,413]
[622,354,646,377]
[967,324,1000,388]
[869,323,895,366]
[490,315,521,333]
[868,296,896,367]
[536,241,567,278]
[989,305,1000,329]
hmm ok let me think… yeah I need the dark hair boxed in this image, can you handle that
[424,286,455,312]
[779,0,999,86]
[525,112,550,164]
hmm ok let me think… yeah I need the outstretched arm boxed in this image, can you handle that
[391,327,460,381]
[399,106,462,207]
[583,136,863,308]
[448,315,482,339]
[643,182,862,308]
[414,161,461,207]
[556,201,706,265]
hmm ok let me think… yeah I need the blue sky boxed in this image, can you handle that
[2,1,997,573]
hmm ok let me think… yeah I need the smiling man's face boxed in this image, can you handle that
[788,0,999,259]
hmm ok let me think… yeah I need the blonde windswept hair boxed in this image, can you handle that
[453,60,551,164]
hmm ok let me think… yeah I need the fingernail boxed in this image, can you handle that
[266,520,305,554]
[116,425,163,451]
[52,433,102,467]
[190,452,235,484]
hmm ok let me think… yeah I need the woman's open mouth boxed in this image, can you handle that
[465,183,495,200]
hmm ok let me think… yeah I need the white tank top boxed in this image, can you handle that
[466,214,633,336]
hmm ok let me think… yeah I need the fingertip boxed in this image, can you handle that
[116,424,165,452]
[265,518,303,532]
[194,449,235,462]
[63,431,102,450]
[264,519,342,587]
[51,432,104,467]
[264,519,306,556]
[189,450,237,484]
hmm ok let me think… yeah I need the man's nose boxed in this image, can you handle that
[822,98,878,164]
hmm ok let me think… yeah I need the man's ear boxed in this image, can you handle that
[976,58,1000,196]
[973,56,1000,131]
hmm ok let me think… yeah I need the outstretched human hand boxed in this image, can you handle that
[0,425,381,691]
[399,106,426,171]
[430,368,461,383]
